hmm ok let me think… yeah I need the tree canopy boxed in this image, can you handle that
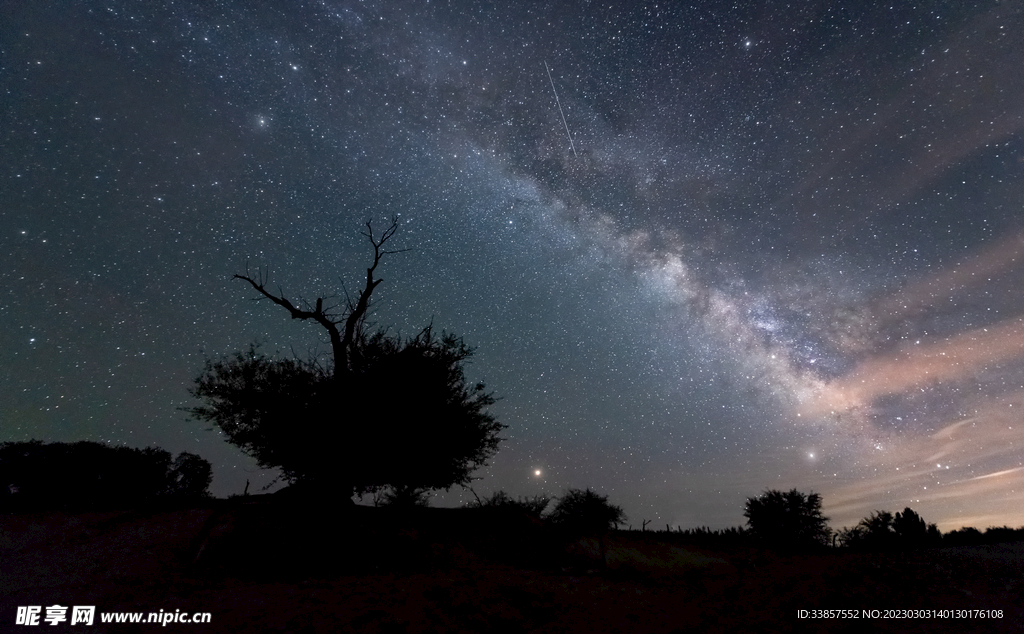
[547,487,626,534]
[743,488,831,549]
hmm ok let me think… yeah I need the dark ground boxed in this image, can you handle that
[1,499,1021,633]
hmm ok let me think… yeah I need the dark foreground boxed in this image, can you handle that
[1,499,1021,633]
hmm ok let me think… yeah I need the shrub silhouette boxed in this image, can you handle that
[893,507,941,547]
[977,526,1024,545]
[547,488,626,568]
[674,526,750,548]
[547,488,626,532]
[375,484,432,508]
[839,507,941,550]
[743,488,831,550]
[859,510,897,549]
[166,451,214,499]
[0,440,212,510]
[466,490,551,518]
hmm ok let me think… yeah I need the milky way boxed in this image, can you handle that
[3,1,1024,530]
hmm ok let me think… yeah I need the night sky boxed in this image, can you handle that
[4,0,1024,531]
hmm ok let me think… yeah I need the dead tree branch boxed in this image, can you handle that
[234,217,404,379]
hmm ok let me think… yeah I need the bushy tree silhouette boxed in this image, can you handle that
[167,451,214,499]
[187,220,504,502]
[893,507,941,546]
[743,488,831,549]
[547,488,626,568]
[836,524,865,549]
[840,507,941,550]
[548,488,626,532]
[0,441,212,509]
[860,510,896,548]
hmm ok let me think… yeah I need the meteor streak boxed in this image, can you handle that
[544,61,578,158]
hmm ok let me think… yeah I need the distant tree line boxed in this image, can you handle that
[455,486,1024,554]
[0,440,212,510]
[940,525,1024,546]
[619,488,1024,551]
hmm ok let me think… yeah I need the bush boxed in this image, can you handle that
[839,508,942,550]
[743,488,831,549]
[547,488,626,534]
[466,490,551,517]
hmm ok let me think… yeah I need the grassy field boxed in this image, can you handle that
[1,500,1021,632]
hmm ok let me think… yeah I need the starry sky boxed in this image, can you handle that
[3,0,1024,531]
